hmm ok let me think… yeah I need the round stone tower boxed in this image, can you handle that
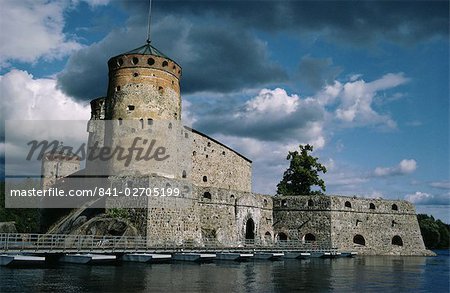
[105,42,182,121]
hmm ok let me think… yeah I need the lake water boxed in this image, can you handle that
[1,250,448,292]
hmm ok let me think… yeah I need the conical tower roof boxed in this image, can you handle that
[125,42,168,58]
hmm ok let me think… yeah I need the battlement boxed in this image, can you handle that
[273,195,416,215]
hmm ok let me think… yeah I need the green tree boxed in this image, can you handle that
[276,144,327,196]
[417,214,450,249]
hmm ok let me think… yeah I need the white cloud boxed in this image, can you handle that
[405,191,450,205]
[313,73,408,129]
[245,88,299,116]
[0,69,90,121]
[0,0,82,67]
[1,69,91,176]
[430,181,450,189]
[374,159,417,177]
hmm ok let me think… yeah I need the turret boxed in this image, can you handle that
[105,42,182,121]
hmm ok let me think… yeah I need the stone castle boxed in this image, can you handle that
[42,41,431,256]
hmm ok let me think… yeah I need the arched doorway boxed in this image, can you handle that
[245,218,255,240]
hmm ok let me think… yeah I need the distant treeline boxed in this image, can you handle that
[0,181,41,233]
[417,214,450,249]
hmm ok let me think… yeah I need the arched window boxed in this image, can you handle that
[203,192,211,199]
[203,176,208,182]
[304,233,316,242]
[307,199,314,207]
[281,199,287,207]
[182,170,187,178]
[139,119,143,129]
[117,58,123,66]
[369,203,376,210]
[392,235,403,246]
[345,201,352,208]
[392,204,398,211]
[278,232,288,241]
[265,231,272,240]
[353,234,366,246]
[162,61,168,67]
[147,118,153,125]
[263,199,268,206]
[118,118,123,125]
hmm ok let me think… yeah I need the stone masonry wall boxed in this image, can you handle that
[191,130,252,193]
[197,186,273,244]
[273,195,430,255]
[273,196,332,244]
[329,196,428,255]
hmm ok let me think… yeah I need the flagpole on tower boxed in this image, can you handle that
[146,0,153,43]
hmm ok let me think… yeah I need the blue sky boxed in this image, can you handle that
[1,0,449,222]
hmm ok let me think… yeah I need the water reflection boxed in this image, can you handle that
[1,252,448,293]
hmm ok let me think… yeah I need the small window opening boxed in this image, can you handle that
[147,118,153,125]
[392,204,398,211]
[353,234,366,246]
[369,203,376,210]
[162,61,168,67]
[203,192,211,199]
[203,176,208,182]
[392,235,403,246]
[147,58,155,65]
[182,170,187,178]
[132,57,139,65]
[128,105,135,111]
[345,201,352,208]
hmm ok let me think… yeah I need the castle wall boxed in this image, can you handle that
[197,186,273,244]
[329,196,427,255]
[41,154,81,190]
[273,195,429,255]
[273,196,332,244]
[191,130,252,193]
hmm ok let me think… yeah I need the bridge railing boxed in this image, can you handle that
[0,233,336,253]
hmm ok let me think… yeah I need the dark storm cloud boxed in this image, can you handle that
[58,0,448,101]
[146,0,448,45]
[298,56,342,92]
[57,14,287,101]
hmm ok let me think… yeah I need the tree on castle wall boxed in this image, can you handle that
[276,144,327,196]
